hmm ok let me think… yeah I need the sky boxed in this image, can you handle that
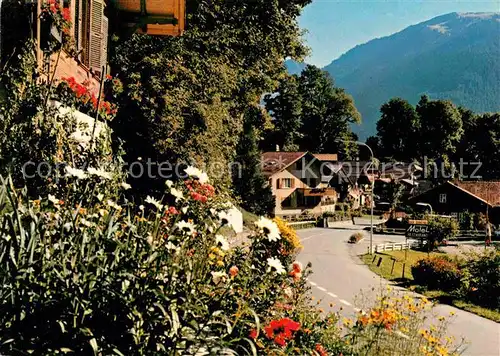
[299,0,500,67]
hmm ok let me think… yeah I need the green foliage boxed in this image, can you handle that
[376,98,419,160]
[263,75,303,151]
[411,256,462,291]
[426,216,459,249]
[263,65,361,158]
[459,249,500,309]
[109,0,312,192]
[233,109,275,216]
[0,45,124,199]
[417,95,464,162]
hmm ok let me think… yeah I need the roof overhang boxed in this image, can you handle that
[112,0,185,36]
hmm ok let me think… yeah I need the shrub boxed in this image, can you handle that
[460,249,500,309]
[426,216,459,250]
[411,256,462,291]
[349,232,364,244]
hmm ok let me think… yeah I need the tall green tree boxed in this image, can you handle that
[376,98,419,160]
[263,75,302,151]
[298,65,361,156]
[263,65,360,157]
[469,113,500,179]
[416,95,463,162]
[233,108,275,215]
[109,0,312,193]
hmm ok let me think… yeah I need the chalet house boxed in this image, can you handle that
[0,0,185,96]
[262,152,339,217]
[375,162,422,202]
[408,181,500,225]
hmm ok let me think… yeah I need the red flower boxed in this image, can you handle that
[249,329,257,340]
[263,318,301,347]
[106,74,113,80]
[274,335,286,347]
[62,7,71,21]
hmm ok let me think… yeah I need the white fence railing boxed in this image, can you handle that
[369,241,426,254]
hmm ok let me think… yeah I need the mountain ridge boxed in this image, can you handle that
[290,12,500,139]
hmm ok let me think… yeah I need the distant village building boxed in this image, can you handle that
[408,181,500,225]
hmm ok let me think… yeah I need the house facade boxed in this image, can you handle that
[408,181,500,225]
[262,152,341,217]
[1,0,185,96]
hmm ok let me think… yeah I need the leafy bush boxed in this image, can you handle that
[349,232,364,244]
[411,256,462,291]
[426,216,459,250]
[460,249,500,309]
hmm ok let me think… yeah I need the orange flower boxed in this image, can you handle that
[229,266,239,277]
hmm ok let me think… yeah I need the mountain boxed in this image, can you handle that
[285,59,307,75]
[323,12,500,139]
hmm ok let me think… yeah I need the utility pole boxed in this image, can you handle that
[336,140,375,254]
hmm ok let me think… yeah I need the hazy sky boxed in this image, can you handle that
[299,0,500,67]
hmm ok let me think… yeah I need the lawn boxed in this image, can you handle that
[361,250,500,322]
[360,249,442,281]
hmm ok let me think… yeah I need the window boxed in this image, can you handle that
[282,178,292,189]
[439,193,447,204]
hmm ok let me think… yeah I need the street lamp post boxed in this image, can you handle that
[336,140,375,254]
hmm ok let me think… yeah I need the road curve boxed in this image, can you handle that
[297,227,500,356]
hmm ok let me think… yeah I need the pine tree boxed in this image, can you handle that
[233,109,275,216]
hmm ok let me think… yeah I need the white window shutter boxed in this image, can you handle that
[89,0,104,75]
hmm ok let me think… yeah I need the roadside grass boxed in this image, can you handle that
[360,250,442,281]
[362,250,500,322]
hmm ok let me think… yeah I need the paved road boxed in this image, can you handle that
[297,226,500,356]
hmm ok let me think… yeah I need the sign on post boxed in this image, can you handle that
[406,224,430,238]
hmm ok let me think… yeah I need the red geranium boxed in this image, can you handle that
[264,318,300,347]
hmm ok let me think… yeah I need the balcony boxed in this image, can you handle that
[112,0,185,36]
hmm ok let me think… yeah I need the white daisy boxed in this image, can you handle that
[87,167,113,180]
[170,187,183,201]
[139,205,145,211]
[145,196,164,210]
[184,166,203,179]
[198,172,209,184]
[106,200,122,210]
[218,206,243,234]
[65,166,87,180]
[121,182,132,190]
[211,271,227,285]
[176,220,195,235]
[48,194,60,205]
[215,234,230,251]
[166,241,179,252]
[267,257,286,274]
[255,217,281,242]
